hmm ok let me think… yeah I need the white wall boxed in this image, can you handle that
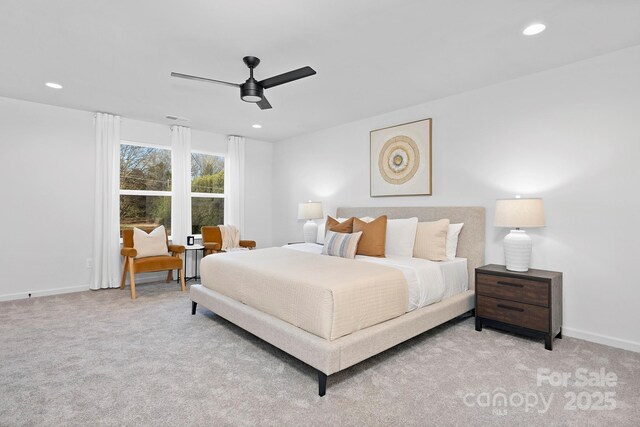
[272,46,640,352]
[0,98,95,299]
[244,138,273,248]
[0,97,273,299]
[121,119,227,153]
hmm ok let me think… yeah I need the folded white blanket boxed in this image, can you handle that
[218,224,241,251]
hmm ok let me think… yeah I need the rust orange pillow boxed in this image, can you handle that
[325,216,354,234]
[353,215,387,257]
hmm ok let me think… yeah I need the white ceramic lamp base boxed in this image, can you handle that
[503,229,532,272]
[303,220,318,243]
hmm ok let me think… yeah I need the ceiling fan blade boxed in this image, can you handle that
[171,72,240,88]
[259,66,316,89]
[257,96,272,110]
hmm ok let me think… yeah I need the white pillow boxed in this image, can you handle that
[133,225,169,258]
[322,231,362,259]
[446,223,464,260]
[385,217,418,257]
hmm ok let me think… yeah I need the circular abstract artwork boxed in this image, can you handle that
[378,135,420,184]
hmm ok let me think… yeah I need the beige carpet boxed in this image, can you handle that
[1,282,639,426]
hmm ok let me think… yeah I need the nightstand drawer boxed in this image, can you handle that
[476,273,549,307]
[477,296,549,332]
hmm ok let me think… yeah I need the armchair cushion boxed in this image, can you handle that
[133,256,182,273]
[133,226,169,258]
[202,226,223,246]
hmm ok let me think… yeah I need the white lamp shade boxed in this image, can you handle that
[494,198,545,228]
[298,201,323,220]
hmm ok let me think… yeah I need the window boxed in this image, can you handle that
[191,151,224,235]
[119,142,172,235]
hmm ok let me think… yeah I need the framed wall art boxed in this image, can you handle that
[370,118,432,197]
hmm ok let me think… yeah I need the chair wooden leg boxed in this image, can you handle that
[179,267,186,292]
[120,257,128,289]
[166,270,173,283]
[128,257,136,300]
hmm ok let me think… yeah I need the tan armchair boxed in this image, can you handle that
[120,228,186,300]
[201,226,256,256]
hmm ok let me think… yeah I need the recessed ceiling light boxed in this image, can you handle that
[45,82,63,89]
[523,23,546,36]
[252,124,262,129]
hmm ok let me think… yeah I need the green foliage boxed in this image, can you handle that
[191,170,224,193]
[191,152,224,180]
[120,195,171,233]
[191,198,224,235]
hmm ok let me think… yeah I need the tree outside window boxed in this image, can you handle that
[191,152,224,235]
[119,142,171,235]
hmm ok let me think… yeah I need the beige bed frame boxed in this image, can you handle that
[190,206,485,396]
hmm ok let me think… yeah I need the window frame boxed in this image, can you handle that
[190,149,225,238]
[119,140,173,240]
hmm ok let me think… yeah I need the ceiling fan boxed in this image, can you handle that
[171,56,316,110]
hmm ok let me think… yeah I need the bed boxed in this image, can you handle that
[190,206,485,395]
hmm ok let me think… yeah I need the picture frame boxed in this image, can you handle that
[370,118,432,197]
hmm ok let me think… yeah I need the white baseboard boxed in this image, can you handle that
[563,327,640,353]
[0,272,173,302]
[0,284,90,302]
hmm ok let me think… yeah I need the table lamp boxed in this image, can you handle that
[298,201,323,243]
[494,197,545,272]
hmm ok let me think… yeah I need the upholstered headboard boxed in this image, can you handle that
[336,206,485,290]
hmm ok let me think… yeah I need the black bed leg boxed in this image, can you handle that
[191,301,197,315]
[318,371,327,397]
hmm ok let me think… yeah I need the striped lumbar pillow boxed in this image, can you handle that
[322,231,363,259]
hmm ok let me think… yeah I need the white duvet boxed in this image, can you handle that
[283,243,460,311]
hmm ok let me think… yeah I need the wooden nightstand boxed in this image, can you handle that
[475,264,563,350]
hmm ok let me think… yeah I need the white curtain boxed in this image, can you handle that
[171,125,192,246]
[91,113,121,290]
[224,135,245,233]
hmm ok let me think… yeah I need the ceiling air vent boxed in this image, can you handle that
[165,115,190,122]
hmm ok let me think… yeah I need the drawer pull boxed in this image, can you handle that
[497,304,524,312]
[496,281,523,288]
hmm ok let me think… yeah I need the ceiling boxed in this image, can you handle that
[1,0,639,142]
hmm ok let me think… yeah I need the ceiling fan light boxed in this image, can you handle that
[242,94,262,103]
[240,79,264,103]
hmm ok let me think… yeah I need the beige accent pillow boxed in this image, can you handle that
[353,215,387,257]
[413,219,450,261]
[322,231,363,259]
[325,216,354,234]
[133,226,169,258]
